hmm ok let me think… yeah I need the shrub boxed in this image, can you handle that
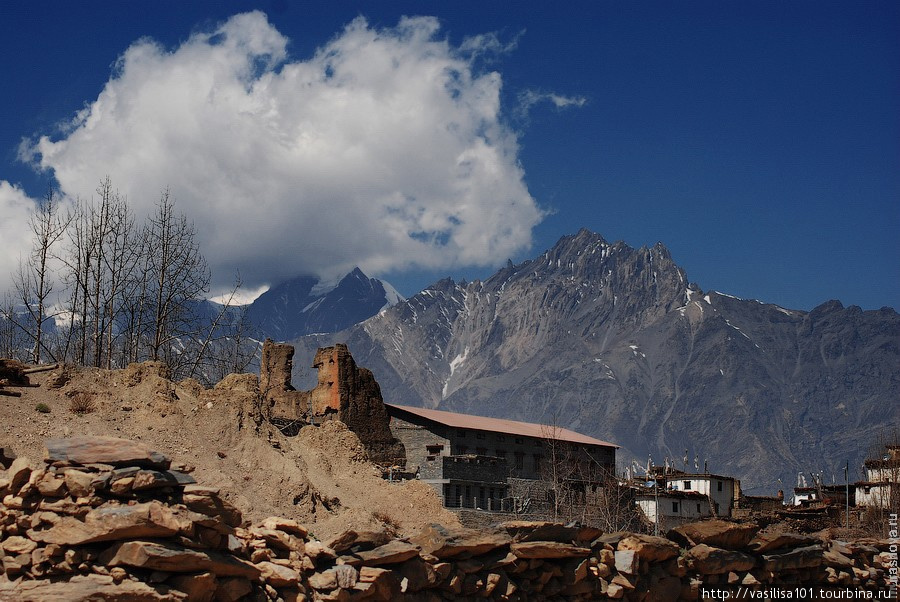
[34,403,50,414]
[68,392,96,414]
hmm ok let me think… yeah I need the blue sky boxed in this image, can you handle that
[1,1,897,311]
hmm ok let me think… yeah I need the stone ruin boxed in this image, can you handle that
[260,341,405,466]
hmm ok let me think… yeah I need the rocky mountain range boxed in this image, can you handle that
[245,267,403,340]
[289,229,900,493]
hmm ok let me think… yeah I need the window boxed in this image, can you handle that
[426,444,443,461]
[514,452,524,469]
[683,480,691,490]
[533,454,543,473]
[476,432,486,440]
[672,501,679,512]
[696,503,701,513]
[717,481,723,492]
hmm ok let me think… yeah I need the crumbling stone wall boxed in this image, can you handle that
[260,341,404,465]
[260,339,309,425]
[308,344,405,466]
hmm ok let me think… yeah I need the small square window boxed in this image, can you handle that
[672,502,679,512]
[683,480,691,490]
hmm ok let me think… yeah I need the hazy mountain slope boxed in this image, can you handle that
[291,230,899,491]
[246,268,403,340]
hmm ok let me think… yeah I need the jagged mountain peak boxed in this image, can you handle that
[246,268,403,340]
[290,229,898,493]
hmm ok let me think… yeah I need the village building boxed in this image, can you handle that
[855,443,900,509]
[629,467,739,529]
[385,403,618,512]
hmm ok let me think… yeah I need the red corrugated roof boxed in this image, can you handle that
[385,403,618,448]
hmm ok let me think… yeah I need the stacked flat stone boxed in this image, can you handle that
[0,437,894,601]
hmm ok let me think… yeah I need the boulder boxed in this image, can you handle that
[355,540,421,566]
[747,532,820,553]
[0,573,185,601]
[410,524,511,559]
[687,544,756,575]
[45,437,170,469]
[29,501,186,545]
[761,544,823,572]
[510,541,592,559]
[618,534,680,562]
[669,520,760,550]
[101,540,260,579]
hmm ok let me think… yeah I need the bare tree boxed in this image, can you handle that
[143,190,210,372]
[9,187,68,363]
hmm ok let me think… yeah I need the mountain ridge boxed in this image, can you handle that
[288,230,899,493]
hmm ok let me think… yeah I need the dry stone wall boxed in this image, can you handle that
[0,437,895,601]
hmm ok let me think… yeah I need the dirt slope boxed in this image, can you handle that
[0,361,458,541]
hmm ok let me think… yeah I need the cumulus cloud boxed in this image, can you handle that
[0,182,37,297]
[22,12,546,296]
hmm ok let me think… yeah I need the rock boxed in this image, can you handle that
[669,520,760,550]
[132,470,196,491]
[2,535,37,555]
[0,573,186,601]
[649,576,682,602]
[356,540,420,566]
[687,544,756,575]
[398,556,440,592]
[102,540,261,579]
[29,501,184,545]
[8,456,33,493]
[167,572,216,602]
[410,524,511,559]
[309,569,339,590]
[607,582,625,599]
[510,541,591,559]
[214,577,253,602]
[0,446,17,469]
[618,534,680,562]
[761,544,823,572]
[259,516,308,537]
[257,561,301,587]
[614,550,639,574]
[326,528,392,553]
[501,521,602,545]
[62,469,95,498]
[747,532,820,553]
[45,436,170,469]
[182,489,242,527]
[36,473,67,497]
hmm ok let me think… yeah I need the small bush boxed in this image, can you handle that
[34,403,50,414]
[68,392,96,415]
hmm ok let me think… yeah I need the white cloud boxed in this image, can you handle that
[23,12,545,296]
[0,182,37,298]
[516,89,588,118]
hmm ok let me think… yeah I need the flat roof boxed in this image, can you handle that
[386,403,618,448]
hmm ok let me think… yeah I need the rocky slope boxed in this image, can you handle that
[292,230,900,492]
[0,361,456,545]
